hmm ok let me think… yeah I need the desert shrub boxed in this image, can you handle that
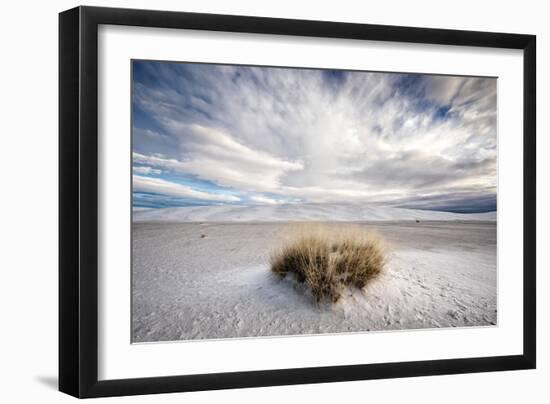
[270,224,387,303]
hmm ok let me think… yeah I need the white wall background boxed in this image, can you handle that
[0,0,546,402]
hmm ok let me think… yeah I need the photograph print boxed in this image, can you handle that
[131,60,497,343]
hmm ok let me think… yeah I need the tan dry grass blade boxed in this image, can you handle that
[270,223,387,303]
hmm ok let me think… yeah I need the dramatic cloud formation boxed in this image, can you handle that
[132,61,497,212]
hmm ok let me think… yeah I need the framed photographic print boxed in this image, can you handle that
[59,6,536,398]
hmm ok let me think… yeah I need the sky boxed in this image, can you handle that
[132,60,497,213]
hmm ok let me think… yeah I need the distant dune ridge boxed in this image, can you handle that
[133,203,496,222]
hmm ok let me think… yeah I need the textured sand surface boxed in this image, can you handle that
[132,221,497,342]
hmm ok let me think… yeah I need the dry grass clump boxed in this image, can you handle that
[270,223,387,303]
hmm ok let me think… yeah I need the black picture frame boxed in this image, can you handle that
[59,5,536,398]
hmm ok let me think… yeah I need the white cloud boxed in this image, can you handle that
[132,166,162,175]
[249,195,285,205]
[133,123,304,192]
[133,175,240,202]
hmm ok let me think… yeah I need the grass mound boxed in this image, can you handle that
[270,224,387,303]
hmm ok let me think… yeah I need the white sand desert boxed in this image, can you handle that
[132,203,496,342]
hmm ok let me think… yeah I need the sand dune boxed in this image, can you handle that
[133,203,496,222]
[132,221,497,342]
[132,204,497,342]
